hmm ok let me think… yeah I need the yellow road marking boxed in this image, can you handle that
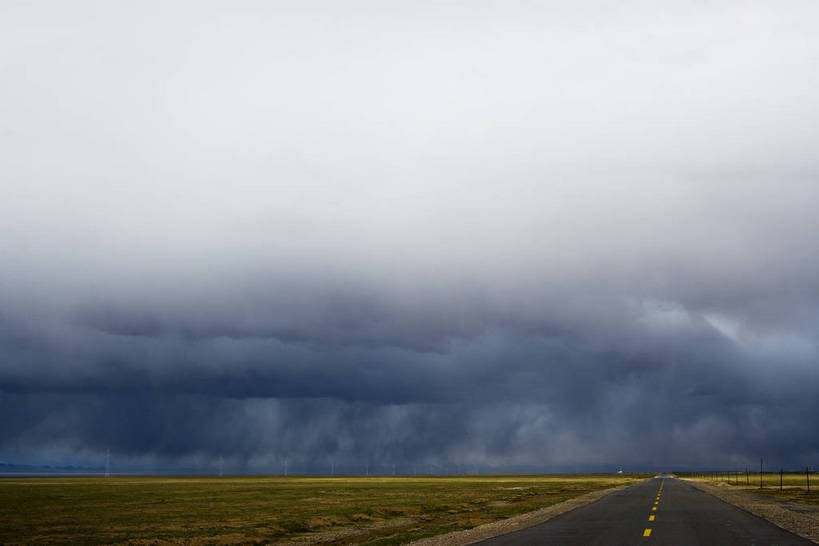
[652,506,657,511]
[649,515,655,521]
[644,528,652,537]
[654,501,658,505]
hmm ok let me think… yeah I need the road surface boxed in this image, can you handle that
[476,476,812,545]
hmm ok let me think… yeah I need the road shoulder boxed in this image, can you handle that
[408,482,637,546]
[683,479,819,544]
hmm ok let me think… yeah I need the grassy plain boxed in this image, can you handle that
[0,474,646,544]
[686,473,819,506]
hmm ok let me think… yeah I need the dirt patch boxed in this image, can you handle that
[684,479,819,544]
[306,515,349,528]
[350,512,378,522]
[407,483,634,546]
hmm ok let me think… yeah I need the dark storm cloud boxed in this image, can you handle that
[2,1,819,472]
[2,289,817,470]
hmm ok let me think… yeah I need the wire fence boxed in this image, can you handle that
[677,466,814,493]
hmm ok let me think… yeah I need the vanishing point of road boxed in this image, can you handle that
[477,476,812,545]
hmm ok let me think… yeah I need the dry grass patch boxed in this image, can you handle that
[0,474,647,544]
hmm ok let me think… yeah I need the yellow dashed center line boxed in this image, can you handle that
[644,479,665,537]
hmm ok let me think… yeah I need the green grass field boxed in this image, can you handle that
[0,474,647,544]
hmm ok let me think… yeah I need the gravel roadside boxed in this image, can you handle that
[683,479,819,544]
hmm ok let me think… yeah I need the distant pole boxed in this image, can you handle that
[284,459,288,477]
[105,449,110,478]
[808,467,811,493]
[393,463,396,476]
[219,456,223,477]
[780,468,783,491]
[746,467,749,486]
[760,459,763,489]
[366,462,369,476]
[331,460,335,476]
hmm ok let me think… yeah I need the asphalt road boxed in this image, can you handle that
[476,476,812,545]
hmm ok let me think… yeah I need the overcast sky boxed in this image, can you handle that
[1,1,818,473]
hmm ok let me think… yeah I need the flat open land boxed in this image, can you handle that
[685,473,819,506]
[0,474,646,545]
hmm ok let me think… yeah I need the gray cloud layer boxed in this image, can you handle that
[1,1,818,472]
